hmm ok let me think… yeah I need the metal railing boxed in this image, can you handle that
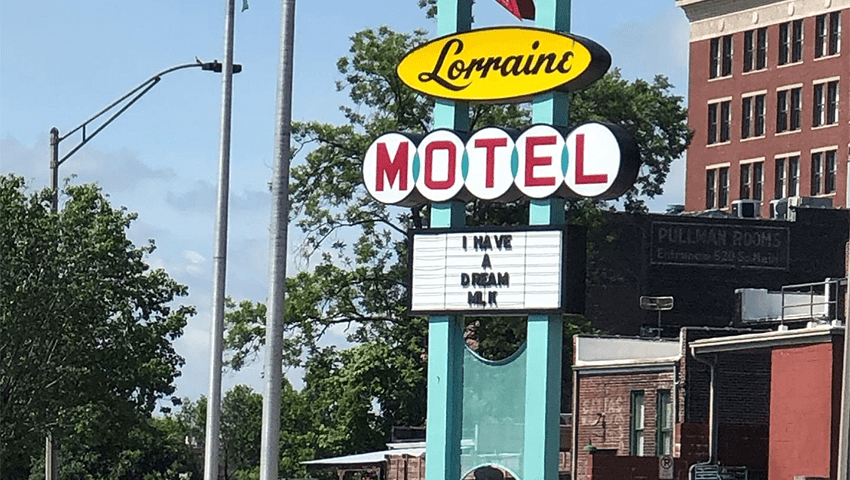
[780,278,846,324]
[691,464,748,480]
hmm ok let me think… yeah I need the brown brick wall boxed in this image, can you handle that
[585,449,690,480]
[574,370,675,479]
[387,455,425,480]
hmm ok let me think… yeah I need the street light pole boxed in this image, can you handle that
[44,59,239,480]
[203,0,238,479]
[48,60,239,212]
[50,128,59,212]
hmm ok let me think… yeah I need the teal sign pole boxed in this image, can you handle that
[526,3,569,480]
[424,1,571,480]
[424,1,470,480]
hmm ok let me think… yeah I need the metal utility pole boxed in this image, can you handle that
[203,0,237,478]
[260,0,296,479]
[838,240,850,479]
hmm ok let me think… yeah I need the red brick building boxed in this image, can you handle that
[676,0,849,217]
[692,326,846,480]
[572,322,845,480]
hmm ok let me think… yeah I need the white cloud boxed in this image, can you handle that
[183,250,207,276]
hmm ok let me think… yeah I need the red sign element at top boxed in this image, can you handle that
[493,0,535,20]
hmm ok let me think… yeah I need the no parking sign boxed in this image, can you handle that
[659,455,674,479]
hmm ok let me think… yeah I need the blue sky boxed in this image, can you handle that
[0,0,690,402]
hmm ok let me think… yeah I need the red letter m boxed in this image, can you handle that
[376,142,409,191]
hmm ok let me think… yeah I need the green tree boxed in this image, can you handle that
[53,416,202,480]
[221,385,262,480]
[0,175,194,478]
[162,383,312,480]
[225,18,690,462]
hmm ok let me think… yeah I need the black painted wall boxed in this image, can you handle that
[583,208,849,335]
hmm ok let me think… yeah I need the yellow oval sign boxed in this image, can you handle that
[397,27,611,103]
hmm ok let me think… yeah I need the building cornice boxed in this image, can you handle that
[676,0,850,42]
[690,324,844,355]
[574,356,681,375]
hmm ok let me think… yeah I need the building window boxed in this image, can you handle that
[815,12,841,58]
[813,80,839,127]
[789,156,800,197]
[812,150,838,195]
[706,166,730,209]
[776,155,801,198]
[710,34,733,78]
[779,19,804,65]
[708,100,731,144]
[707,100,731,144]
[742,94,766,138]
[744,27,768,72]
[740,162,764,201]
[812,153,823,195]
[753,162,764,201]
[706,169,716,209]
[775,158,786,199]
[777,87,802,133]
[827,151,837,193]
[657,390,673,456]
[630,391,646,456]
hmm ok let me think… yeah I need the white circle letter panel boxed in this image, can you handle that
[516,125,565,199]
[363,133,416,205]
[465,127,515,201]
[417,130,466,202]
[564,123,621,198]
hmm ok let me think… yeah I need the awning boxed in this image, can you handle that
[302,447,425,468]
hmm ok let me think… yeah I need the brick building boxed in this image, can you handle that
[676,0,849,218]
[572,323,845,480]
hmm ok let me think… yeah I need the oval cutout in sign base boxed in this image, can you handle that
[397,26,611,103]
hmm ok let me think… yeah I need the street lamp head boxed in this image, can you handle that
[201,60,242,74]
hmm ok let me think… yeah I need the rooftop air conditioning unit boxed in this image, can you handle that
[786,196,833,221]
[731,199,760,218]
[770,198,789,219]
[788,195,834,208]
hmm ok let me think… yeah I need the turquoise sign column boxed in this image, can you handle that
[524,1,570,479]
[424,1,471,480]
[424,1,576,479]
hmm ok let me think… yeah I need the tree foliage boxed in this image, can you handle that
[165,383,314,480]
[0,175,194,478]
